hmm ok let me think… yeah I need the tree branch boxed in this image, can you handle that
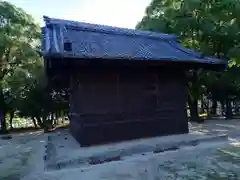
[0,47,12,80]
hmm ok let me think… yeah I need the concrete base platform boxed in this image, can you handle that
[44,130,228,171]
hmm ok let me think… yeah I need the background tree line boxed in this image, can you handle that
[136,0,240,122]
[1,0,240,133]
[0,1,68,133]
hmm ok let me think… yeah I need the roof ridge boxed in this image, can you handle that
[43,16,177,41]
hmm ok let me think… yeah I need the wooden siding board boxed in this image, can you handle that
[69,69,188,146]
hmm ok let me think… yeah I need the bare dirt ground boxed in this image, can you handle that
[1,119,240,180]
[189,119,240,138]
[0,131,45,180]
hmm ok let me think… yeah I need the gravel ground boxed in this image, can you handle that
[0,132,46,180]
[189,120,240,138]
[44,130,227,171]
[1,120,240,180]
[23,141,240,180]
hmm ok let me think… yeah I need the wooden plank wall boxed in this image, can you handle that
[69,68,189,146]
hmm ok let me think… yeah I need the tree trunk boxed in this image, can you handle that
[51,113,56,125]
[200,97,205,114]
[42,116,49,127]
[43,116,53,132]
[0,89,7,133]
[36,117,44,128]
[0,113,7,133]
[220,101,225,116]
[9,111,14,129]
[225,99,233,119]
[211,99,217,115]
[206,99,210,115]
[55,116,59,125]
[31,117,38,128]
[189,99,202,123]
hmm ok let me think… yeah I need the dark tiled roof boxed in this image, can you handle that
[42,16,227,67]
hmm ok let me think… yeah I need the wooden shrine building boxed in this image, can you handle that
[42,16,227,146]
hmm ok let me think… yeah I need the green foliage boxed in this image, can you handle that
[0,1,68,131]
[0,1,41,78]
[137,0,240,60]
[0,1,41,111]
[137,0,240,120]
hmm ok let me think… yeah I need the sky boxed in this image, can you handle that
[6,0,151,28]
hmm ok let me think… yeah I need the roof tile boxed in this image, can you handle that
[42,16,227,67]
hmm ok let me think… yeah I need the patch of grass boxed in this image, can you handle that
[217,147,240,157]
[187,113,208,118]
[200,113,208,117]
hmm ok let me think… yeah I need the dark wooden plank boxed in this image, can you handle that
[69,68,188,146]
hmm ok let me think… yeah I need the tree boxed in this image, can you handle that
[0,1,70,132]
[136,0,240,121]
[5,51,69,129]
[0,1,41,132]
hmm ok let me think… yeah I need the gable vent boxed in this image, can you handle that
[64,42,72,52]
